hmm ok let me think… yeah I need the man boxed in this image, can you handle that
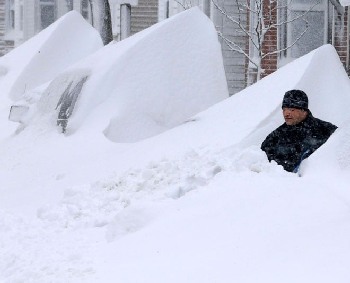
[261,89,337,172]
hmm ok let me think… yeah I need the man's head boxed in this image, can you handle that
[282,90,309,126]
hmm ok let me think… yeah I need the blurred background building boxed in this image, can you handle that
[0,0,348,95]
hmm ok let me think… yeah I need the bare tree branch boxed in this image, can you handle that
[211,0,321,81]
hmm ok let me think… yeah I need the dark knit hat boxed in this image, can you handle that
[282,89,308,110]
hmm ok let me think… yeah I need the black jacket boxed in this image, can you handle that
[261,112,337,172]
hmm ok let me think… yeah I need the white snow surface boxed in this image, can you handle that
[0,11,102,101]
[29,7,228,142]
[0,11,102,140]
[1,8,350,283]
[339,0,350,6]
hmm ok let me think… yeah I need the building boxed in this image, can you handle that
[0,0,159,52]
[0,0,90,54]
[0,0,349,96]
[167,0,350,95]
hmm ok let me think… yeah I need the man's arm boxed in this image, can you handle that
[261,131,278,162]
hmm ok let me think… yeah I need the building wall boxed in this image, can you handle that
[0,0,6,56]
[0,0,348,92]
[333,6,349,72]
[130,0,158,35]
[13,0,23,46]
[260,0,278,79]
[0,0,159,52]
[155,0,248,96]
[57,1,69,18]
[212,0,247,95]
[23,0,37,43]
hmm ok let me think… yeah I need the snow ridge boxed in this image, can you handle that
[0,146,285,282]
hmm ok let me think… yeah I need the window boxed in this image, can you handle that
[289,10,325,57]
[279,0,327,60]
[40,0,56,29]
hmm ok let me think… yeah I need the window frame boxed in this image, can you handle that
[279,0,328,61]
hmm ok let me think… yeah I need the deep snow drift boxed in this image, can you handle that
[0,11,102,102]
[0,11,102,139]
[340,0,350,6]
[24,8,228,142]
[1,7,350,283]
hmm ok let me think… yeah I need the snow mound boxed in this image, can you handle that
[2,29,350,282]
[235,45,350,148]
[339,0,350,6]
[301,119,350,175]
[29,7,228,142]
[0,11,102,101]
[135,44,347,155]
[295,44,350,126]
[131,44,350,176]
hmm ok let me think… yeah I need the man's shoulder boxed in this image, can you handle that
[262,123,287,142]
[308,115,337,132]
[269,123,288,135]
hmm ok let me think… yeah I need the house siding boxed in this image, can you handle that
[213,0,248,96]
[130,0,158,35]
[0,0,6,56]
[23,0,36,42]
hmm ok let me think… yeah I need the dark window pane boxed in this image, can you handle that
[41,5,55,29]
[290,11,325,57]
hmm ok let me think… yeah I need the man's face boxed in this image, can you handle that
[282,107,308,126]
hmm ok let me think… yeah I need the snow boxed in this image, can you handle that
[339,0,350,6]
[24,7,228,142]
[1,7,350,283]
[0,11,102,102]
[0,11,102,140]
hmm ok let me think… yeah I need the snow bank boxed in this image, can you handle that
[127,44,350,176]
[339,0,350,6]
[31,7,228,142]
[300,117,350,176]
[0,12,101,139]
[0,11,102,101]
[132,44,342,155]
[95,169,350,283]
[295,44,350,126]
[1,15,350,282]
[233,45,350,149]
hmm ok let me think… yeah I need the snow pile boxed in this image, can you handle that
[0,146,288,283]
[295,45,350,126]
[28,7,228,142]
[133,44,347,156]
[0,11,102,102]
[95,169,350,283]
[0,6,350,283]
[0,11,102,140]
[339,0,350,6]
